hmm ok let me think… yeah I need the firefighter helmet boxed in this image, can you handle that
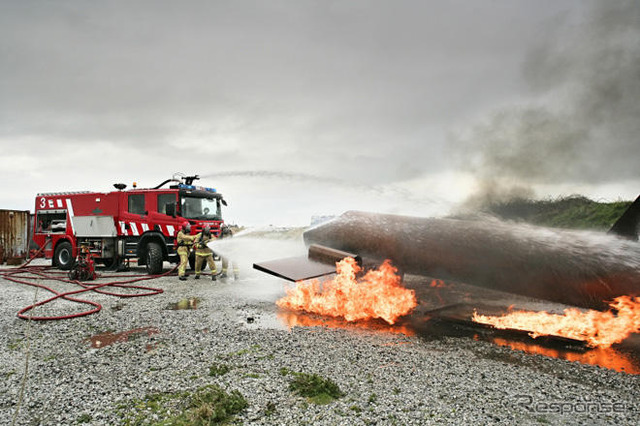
[181,222,191,233]
[221,224,232,238]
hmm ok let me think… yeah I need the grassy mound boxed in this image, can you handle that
[483,195,633,230]
[288,372,344,405]
[118,384,247,425]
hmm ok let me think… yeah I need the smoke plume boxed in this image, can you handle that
[454,1,640,207]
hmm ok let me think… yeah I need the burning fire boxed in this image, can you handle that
[276,257,417,324]
[276,311,416,336]
[491,338,640,375]
[472,296,640,348]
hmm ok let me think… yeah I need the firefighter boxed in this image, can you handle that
[219,224,240,281]
[177,222,197,281]
[194,225,217,281]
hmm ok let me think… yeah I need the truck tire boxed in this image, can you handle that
[146,242,163,275]
[54,241,74,270]
[101,258,115,268]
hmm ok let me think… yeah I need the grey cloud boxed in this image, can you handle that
[1,2,572,147]
[3,0,609,221]
[453,0,640,206]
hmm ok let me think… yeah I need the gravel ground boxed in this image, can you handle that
[1,257,639,426]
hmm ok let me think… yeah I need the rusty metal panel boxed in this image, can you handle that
[0,209,30,264]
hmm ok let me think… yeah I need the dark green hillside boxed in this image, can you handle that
[484,195,633,231]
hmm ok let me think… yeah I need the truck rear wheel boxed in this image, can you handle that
[54,241,74,270]
[101,258,115,268]
[146,242,163,275]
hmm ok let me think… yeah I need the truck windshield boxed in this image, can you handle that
[180,196,221,220]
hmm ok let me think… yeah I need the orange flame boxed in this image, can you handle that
[276,257,417,324]
[472,296,640,348]
[276,310,416,336]
[491,338,640,375]
[429,279,447,288]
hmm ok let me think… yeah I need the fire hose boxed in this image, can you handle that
[0,245,173,321]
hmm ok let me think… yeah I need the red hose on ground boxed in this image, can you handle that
[1,254,176,320]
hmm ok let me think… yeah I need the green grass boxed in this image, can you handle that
[170,385,248,425]
[208,362,231,377]
[288,372,344,405]
[218,344,262,360]
[482,195,633,230]
[117,391,187,425]
[7,339,23,351]
[76,413,92,423]
[263,401,277,417]
[117,384,247,425]
[279,367,291,376]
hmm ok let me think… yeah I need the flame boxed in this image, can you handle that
[491,338,640,375]
[276,257,417,324]
[472,296,640,348]
[276,310,416,336]
[429,279,447,288]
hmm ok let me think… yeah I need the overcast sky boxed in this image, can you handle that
[1,0,638,225]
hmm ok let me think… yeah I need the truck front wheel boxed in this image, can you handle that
[54,241,74,270]
[145,242,163,275]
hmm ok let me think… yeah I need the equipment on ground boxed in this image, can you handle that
[68,244,96,281]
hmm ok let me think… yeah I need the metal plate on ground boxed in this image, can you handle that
[253,256,337,282]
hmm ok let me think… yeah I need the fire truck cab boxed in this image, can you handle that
[32,175,226,274]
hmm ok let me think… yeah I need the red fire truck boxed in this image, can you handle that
[32,175,227,274]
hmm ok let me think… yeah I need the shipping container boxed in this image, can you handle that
[0,209,30,265]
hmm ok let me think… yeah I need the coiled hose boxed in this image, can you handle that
[1,246,174,321]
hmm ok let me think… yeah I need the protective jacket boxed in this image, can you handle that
[177,230,199,255]
[195,232,215,256]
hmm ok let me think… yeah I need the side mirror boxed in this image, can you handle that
[165,203,176,218]
[221,199,228,207]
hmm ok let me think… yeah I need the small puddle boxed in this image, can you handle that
[240,311,290,331]
[167,298,201,310]
[88,327,160,349]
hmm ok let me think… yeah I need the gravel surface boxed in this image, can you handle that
[1,257,639,425]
